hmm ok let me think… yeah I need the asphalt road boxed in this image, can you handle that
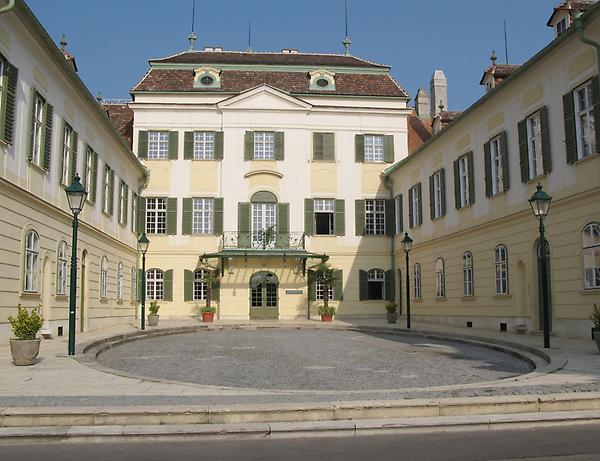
[4,423,600,461]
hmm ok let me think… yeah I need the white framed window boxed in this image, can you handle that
[583,223,600,289]
[24,230,40,292]
[192,198,213,234]
[103,165,112,214]
[84,146,93,195]
[432,170,443,219]
[494,245,509,295]
[367,268,385,300]
[32,94,45,166]
[194,132,215,160]
[118,181,127,225]
[61,124,73,186]
[314,198,335,235]
[556,18,567,36]
[254,132,274,160]
[146,268,164,300]
[394,195,402,234]
[574,80,596,159]
[413,263,421,300]
[100,256,109,298]
[409,184,421,228]
[146,198,167,234]
[435,258,445,298]
[116,262,124,300]
[251,202,277,249]
[193,269,208,300]
[56,241,68,295]
[364,134,384,163]
[527,111,544,179]
[316,280,334,301]
[131,267,137,301]
[458,155,470,208]
[148,131,169,159]
[463,251,474,297]
[365,199,385,235]
[490,135,504,195]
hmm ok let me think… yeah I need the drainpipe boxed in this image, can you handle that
[574,10,600,74]
[382,175,397,313]
[0,0,15,14]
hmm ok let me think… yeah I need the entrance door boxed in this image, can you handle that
[249,271,279,319]
[537,240,552,331]
[252,203,276,249]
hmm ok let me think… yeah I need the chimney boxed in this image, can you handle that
[415,88,430,120]
[430,70,447,118]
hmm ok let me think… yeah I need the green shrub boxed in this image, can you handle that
[590,304,600,330]
[317,304,336,317]
[200,305,216,314]
[385,302,397,314]
[8,305,43,340]
[148,301,160,315]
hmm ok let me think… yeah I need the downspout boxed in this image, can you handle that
[382,175,397,313]
[574,10,600,74]
[0,0,15,14]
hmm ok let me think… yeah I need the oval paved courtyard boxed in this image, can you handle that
[96,329,533,391]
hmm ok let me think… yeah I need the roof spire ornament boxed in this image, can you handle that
[438,100,445,113]
[59,34,67,51]
[188,0,197,51]
[490,50,498,66]
[343,0,351,56]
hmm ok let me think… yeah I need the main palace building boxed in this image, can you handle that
[0,0,598,341]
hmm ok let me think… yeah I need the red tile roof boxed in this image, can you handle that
[101,104,133,148]
[407,112,433,154]
[479,64,521,85]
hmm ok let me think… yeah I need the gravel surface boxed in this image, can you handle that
[95,329,532,391]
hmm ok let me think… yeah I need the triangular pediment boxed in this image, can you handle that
[217,85,312,110]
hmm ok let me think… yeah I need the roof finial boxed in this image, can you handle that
[188,0,197,51]
[59,34,67,51]
[96,91,103,103]
[343,0,351,56]
[247,19,252,52]
[438,99,445,113]
[490,50,497,65]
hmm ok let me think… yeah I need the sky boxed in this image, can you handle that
[25,0,557,111]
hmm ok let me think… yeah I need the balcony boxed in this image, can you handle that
[220,231,305,251]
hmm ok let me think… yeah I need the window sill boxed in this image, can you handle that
[435,297,447,302]
[462,296,477,301]
[413,298,423,303]
[573,152,599,165]
[102,211,113,218]
[362,233,389,237]
[526,172,547,183]
[189,158,218,162]
[581,288,600,295]
[55,294,68,300]
[20,291,41,298]
[311,159,336,163]
[0,138,10,148]
[493,294,512,299]
[313,234,338,237]
[28,161,47,175]
[457,203,473,210]
[361,299,386,303]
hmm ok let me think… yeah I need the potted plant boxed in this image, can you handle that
[591,304,600,352]
[201,305,216,323]
[317,304,336,322]
[200,268,219,322]
[8,304,44,366]
[147,300,160,326]
[385,302,398,324]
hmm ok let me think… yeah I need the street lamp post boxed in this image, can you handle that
[528,183,552,349]
[138,233,150,331]
[64,175,87,356]
[401,232,413,329]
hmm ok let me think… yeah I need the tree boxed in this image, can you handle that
[201,268,220,311]
[313,262,337,309]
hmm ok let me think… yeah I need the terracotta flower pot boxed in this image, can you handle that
[147,314,159,326]
[202,312,214,323]
[10,338,41,366]
[321,314,333,322]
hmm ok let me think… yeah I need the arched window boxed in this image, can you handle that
[56,240,68,295]
[463,252,474,296]
[146,268,164,300]
[24,230,40,292]
[414,263,422,299]
[435,258,445,298]
[100,256,109,298]
[116,262,124,300]
[367,269,385,300]
[131,267,137,301]
[193,269,208,301]
[583,223,600,289]
[494,245,509,295]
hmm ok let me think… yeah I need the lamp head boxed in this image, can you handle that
[138,233,150,254]
[64,174,87,215]
[401,231,413,252]
[528,183,552,221]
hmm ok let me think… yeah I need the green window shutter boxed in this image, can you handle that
[500,130,509,191]
[138,268,143,301]
[335,199,345,236]
[238,202,250,247]
[518,118,529,182]
[27,88,36,162]
[307,270,316,301]
[333,269,344,301]
[184,270,193,301]
[138,197,146,233]
[123,184,129,226]
[397,195,403,232]
[385,199,395,235]
[42,103,53,171]
[304,198,314,236]
[428,173,435,220]
[359,270,368,301]
[385,269,395,301]
[214,131,224,160]
[212,278,220,302]
[563,91,577,164]
[383,135,394,163]
[354,199,365,236]
[58,120,66,183]
[213,197,224,234]
[0,62,18,144]
[71,131,78,182]
[131,193,138,232]
[109,169,115,215]
[183,131,194,160]
[313,133,324,161]
[467,151,475,204]
[277,202,289,248]
[244,131,254,160]
[416,183,422,225]
[408,187,414,227]
[168,131,178,160]
[440,168,446,216]
[166,198,177,235]
[182,198,192,235]
[163,269,173,301]
[483,141,492,197]
[453,158,461,209]
[539,106,552,173]
[274,131,284,160]
[592,76,600,152]
[138,131,148,159]
[91,151,98,204]
[355,134,365,162]
[322,132,335,161]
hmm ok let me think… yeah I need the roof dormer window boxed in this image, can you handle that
[193,67,221,89]
[309,69,335,91]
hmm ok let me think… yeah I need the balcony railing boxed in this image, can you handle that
[220,231,305,250]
